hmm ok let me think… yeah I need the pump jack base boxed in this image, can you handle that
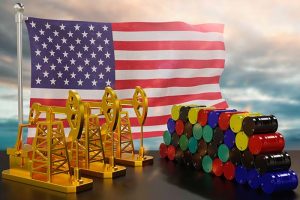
[2,168,93,193]
[76,162,126,179]
[114,154,154,167]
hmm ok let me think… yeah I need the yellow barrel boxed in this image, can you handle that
[235,131,249,151]
[171,105,183,120]
[230,112,261,133]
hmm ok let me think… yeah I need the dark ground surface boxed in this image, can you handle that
[0,151,299,200]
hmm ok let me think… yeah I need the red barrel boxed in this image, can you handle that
[219,111,246,131]
[248,132,285,155]
[223,161,236,181]
[198,109,211,126]
[159,143,168,158]
[175,120,184,136]
[167,145,176,161]
[212,158,223,176]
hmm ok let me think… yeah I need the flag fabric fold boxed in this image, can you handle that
[25,17,228,143]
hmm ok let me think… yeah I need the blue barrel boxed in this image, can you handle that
[167,118,176,134]
[235,165,248,184]
[224,129,235,149]
[261,170,298,194]
[207,109,237,128]
[247,169,261,189]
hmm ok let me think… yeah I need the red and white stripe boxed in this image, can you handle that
[28,22,227,143]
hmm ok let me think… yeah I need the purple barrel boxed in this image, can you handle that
[224,129,235,149]
[167,118,176,134]
[207,109,237,129]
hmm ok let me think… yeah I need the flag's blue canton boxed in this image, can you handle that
[26,17,115,90]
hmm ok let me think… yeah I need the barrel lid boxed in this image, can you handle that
[230,113,248,133]
[212,158,223,176]
[213,127,224,145]
[167,118,176,134]
[179,106,190,122]
[235,165,248,184]
[241,150,254,169]
[171,133,179,147]
[235,131,249,151]
[171,105,182,120]
[175,120,184,136]
[198,139,207,156]
[224,129,235,149]
[184,121,193,138]
[193,123,202,140]
[198,109,210,126]
[163,130,172,145]
[207,142,218,158]
[218,144,230,162]
[188,137,198,154]
[167,145,176,161]
[159,143,168,158]
[203,125,213,143]
[247,169,261,189]
[218,112,231,131]
[179,134,188,151]
[224,161,235,180]
[230,147,242,165]
[188,107,200,124]
[248,135,263,155]
[202,155,213,173]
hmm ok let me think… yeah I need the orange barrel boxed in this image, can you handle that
[242,115,278,136]
[197,107,216,126]
[192,152,202,170]
[167,145,176,161]
[224,161,236,181]
[212,158,223,176]
[159,143,168,158]
[230,147,242,165]
[230,112,261,133]
[198,139,208,157]
[248,132,285,155]
[235,131,249,151]
[207,141,218,158]
[184,121,193,138]
[213,127,224,145]
[241,150,254,169]
[175,119,184,136]
[219,111,247,131]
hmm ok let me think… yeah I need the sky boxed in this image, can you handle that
[0,0,300,149]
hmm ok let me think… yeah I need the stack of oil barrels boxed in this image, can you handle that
[159,105,298,194]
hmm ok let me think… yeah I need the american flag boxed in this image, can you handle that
[25,17,228,143]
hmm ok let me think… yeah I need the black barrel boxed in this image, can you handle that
[207,141,218,158]
[174,148,184,164]
[171,133,179,147]
[242,115,278,136]
[179,105,205,123]
[255,152,291,173]
[192,152,203,170]
[213,127,224,145]
[230,147,242,165]
[184,121,193,138]
[183,151,193,167]
[198,139,208,157]
[241,150,255,169]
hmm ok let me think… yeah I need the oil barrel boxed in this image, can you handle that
[171,133,179,147]
[230,147,242,165]
[224,161,236,181]
[235,131,248,151]
[175,119,184,136]
[171,105,182,120]
[254,152,291,173]
[202,155,213,173]
[219,111,247,131]
[188,137,198,154]
[163,130,172,145]
[184,121,193,138]
[188,106,207,124]
[203,125,213,143]
[167,118,176,134]
[179,134,189,151]
[241,150,254,169]
[192,152,203,170]
[207,109,237,129]
[242,115,278,136]
[212,158,223,177]
[235,165,248,184]
[192,123,202,140]
[207,141,218,158]
[159,143,168,158]
[213,127,224,145]
[218,144,230,162]
[247,169,261,189]
[224,129,235,149]
[230,112,261,133]
[198,139,208,157]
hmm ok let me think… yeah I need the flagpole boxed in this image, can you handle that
[14,3,25,124]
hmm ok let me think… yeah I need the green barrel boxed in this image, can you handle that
[188,137,198,154]
[218,144,230,162]
[202,155,213,173]
[203,125,213,143]
[192,123,202,140]
[163,130,171,145]
[179,134,189,151]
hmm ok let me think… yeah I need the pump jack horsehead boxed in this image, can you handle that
[2,90,93,193]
